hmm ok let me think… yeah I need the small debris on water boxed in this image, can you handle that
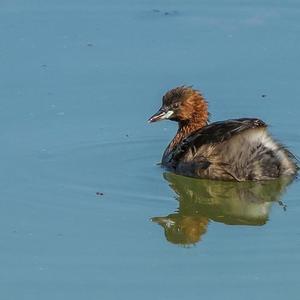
[278,200,287,211]
[96,192,104,196]
[261,94,267,98]
[87,43,94,47]
[152,9,178,16]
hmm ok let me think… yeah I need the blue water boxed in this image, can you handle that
[1,1,300,299]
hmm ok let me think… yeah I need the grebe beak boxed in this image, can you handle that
[148,109,174,123]
[151,217,175,227]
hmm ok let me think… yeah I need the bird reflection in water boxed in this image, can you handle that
[151,173,293,246]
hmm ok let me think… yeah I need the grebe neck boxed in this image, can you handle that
[169,118,207,150]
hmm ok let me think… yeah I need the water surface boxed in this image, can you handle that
[1,1,300,299]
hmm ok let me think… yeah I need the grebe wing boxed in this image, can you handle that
[170,118,267,163]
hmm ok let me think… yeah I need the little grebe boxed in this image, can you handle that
[148,86,298,181]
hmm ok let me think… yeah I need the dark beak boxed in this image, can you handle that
[151,216,175,226]
[148,108,174,123]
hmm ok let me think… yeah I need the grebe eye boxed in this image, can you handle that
[173,103,179,109]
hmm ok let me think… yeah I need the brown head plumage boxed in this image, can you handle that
[148,86,209,128]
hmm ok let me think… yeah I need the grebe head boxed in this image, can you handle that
[148,86,208,126]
